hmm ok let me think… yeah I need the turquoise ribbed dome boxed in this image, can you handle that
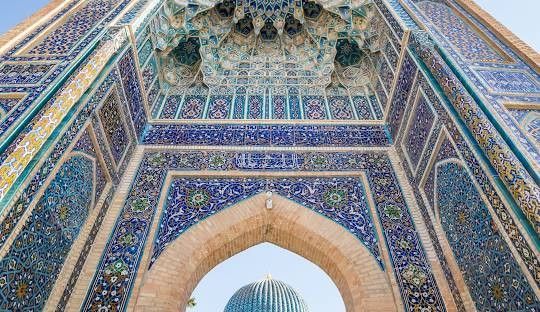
[224,276,309,312]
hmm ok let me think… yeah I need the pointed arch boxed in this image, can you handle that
[133,193,399,311]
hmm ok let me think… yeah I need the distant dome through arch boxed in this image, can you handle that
[224,275,309,312]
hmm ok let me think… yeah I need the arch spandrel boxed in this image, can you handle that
[134,193,399,311]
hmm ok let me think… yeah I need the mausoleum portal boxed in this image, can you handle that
[0,0,538,311]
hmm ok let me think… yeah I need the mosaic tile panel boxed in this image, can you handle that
[370,95,384,119]
[99,91,130,166]
[179,95,206,119]
[437,162,539,310]
[25,0,120,55]
[73,129,107,203]
[141,56,158,92]
[84,151,445,311]
[137,38,154,68]
[118,49,147,138]
[352,96,374,119]
[152,177,381,266]
[271,95,287,119]
[416,1,506,63]
[404,93,436,172]
[142,124,391,146]
[247,95,264,119]
[159,94,182,119]
[0,155,94,310]
[423,134,458,210]
[0,96,22,117]
[388,53,417,138]
[302,95,327,120]
[475,69,540,94]
[207,95,233,119]
[327,95,355,120]
[0,63,54,85]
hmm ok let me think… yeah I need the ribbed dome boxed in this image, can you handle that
[224,276,309,312]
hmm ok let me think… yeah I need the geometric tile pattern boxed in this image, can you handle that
[404,93,436,172]
[437,162,539,310]
[416,1,506,63]
[0,63,55,85]
[475,69,540,94]
[0,155,94,311]
[99,91,130,165]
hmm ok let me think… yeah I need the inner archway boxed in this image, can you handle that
[133,193,400,311]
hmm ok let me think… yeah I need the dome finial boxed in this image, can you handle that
[265,273,272,280]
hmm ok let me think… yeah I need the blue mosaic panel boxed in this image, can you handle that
[327,95,354,120]
[233,88,246,118]
[25,0,120,55]
[141,56,158,92]
[352,96,373,119]
[302,95,327,120]
[207,95,233,119]
[180,95,206,119]
[73,129,107,203]
[416,1,506,63]
[0,96,22,116]
[0,63,54,85]
[272,95,287,119]
[99,91,130,166]
[288,94,302,119]
[0,155,94,310]
[379,58,395,93]
[159,94,182,119]
[369,94,384,119]
[384,39,399,70]
[147,79,160,108]
[247,95,264,119]
[152,177,380,266]
[84,151,445,311]
[142,124,391,146]
[388,53,417,138]
[375,79,388,109]
[437,162,539,310]
[404,94,436,171]
[423,135,458,211]
[118,49,147,138]
[475,69,540,94]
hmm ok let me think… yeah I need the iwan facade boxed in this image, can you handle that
[0,0,538,310]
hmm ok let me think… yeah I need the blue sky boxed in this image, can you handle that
[0,0,538,311]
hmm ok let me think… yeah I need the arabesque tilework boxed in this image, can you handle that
[0,155,94,310]
[437,161,539,310]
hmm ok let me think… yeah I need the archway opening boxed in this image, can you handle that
[189,242,345,311]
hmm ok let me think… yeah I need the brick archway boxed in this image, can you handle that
[133,193,399,311]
